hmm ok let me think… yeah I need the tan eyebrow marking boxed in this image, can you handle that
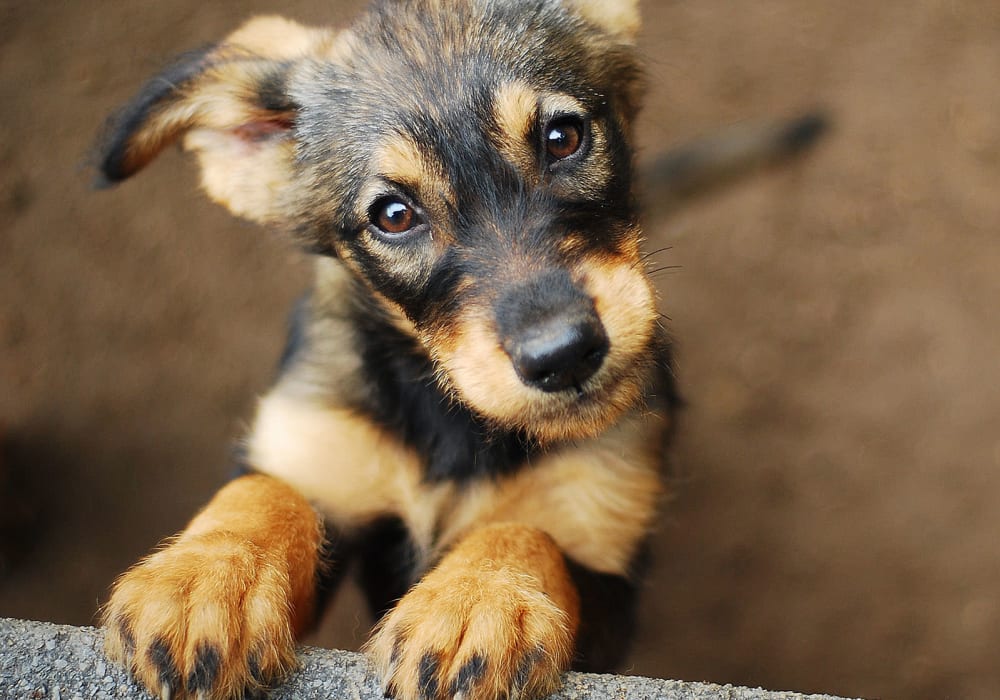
[492,81,539,178]
[373,131,455,208]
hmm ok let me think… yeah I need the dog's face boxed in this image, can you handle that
[98,0,657,444]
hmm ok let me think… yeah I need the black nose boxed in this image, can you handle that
[507,315,609,392]
[495,271,609,393]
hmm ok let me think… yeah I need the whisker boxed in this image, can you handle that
[633,246,674,270]
[639,245,673,262]
[646,265,684,277]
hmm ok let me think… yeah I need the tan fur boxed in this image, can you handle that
[578,246,657,393]
[434,248,655,444]
[374,134,453,209]
[224,15,334,58]
[435,410,666,574]
[436,312,601,441]
[247,392,448,558]
[185,126,296,223]
[248,385,664,576]
[492,81,539,177]
[366,523,579,700]
[564,0,640,41]
[539,93,586,120]
[102,475,323,699]
[114,17,339,223]
[320,27,360,64]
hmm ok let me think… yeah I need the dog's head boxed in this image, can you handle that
[97,0,660,444]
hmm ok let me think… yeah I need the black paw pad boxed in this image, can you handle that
[116,617,136,656]
[512,646,545,694]
[148,636,181,688]
[248,649,265,684]
[186,642,222,692]
[390,636,404,667]
[450,654,487,696]
[418,652,441,700]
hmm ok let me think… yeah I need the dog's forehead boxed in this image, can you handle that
[297,0,611,119]
[285,0,641,232]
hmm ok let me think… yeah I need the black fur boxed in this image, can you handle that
[255,65,298,114]
[450,655,487,696]
[149,636,181,688]
[187,643,222,693]
[313,522,354,625]
[275,295,312,378]
[350,295,537,483]
[355,517,421,622]
[565,547,650,672]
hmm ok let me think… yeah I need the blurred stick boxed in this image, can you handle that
[640,111,830,215]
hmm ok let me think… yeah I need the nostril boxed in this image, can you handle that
[584,347,605,364]
[509,318,609,393]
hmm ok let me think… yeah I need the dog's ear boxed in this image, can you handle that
[563,0,640,42]
[95,16,333,224]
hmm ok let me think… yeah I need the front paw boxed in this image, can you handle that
[102,531,298,700]
[366,564,574,700]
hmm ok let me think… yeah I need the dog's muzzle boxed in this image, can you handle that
[495,270,609,393]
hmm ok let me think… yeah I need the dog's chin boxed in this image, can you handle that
[449,361,647,445]
[524,391,636,445]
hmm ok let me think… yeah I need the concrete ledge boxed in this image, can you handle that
[0,618,858,700]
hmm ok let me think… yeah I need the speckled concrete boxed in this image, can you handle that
[0,618,857,700]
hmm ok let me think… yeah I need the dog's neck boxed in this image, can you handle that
[351,289,540,483]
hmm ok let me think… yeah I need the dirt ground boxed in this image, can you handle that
[2,1,999,699]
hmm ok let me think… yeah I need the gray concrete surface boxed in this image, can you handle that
[0,618,857,700]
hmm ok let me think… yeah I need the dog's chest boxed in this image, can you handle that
[248,391,665,575]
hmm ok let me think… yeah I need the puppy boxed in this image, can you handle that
[96,1,683,698]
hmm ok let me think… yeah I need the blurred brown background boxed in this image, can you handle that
[1,1,998,699]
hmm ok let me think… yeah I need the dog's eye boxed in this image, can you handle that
[544,116,585,161]
[370,197,419,236]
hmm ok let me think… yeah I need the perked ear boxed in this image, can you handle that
[563,0,640,42]
[95,16,333,224]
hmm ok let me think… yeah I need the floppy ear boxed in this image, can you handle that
[95,16,333,224]
[563,0,640,42]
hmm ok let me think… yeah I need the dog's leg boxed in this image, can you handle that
[564,554,646,672]
[367,523,580,700]
[102,473,323,699]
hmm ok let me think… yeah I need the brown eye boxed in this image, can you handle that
[544,116,584,161]
[371,197,418,236]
